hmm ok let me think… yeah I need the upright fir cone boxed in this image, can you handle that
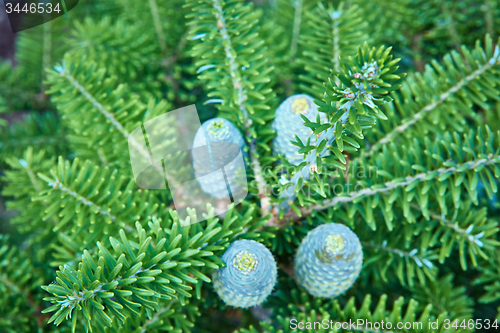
[271,94,327,165]
[212,239,277,308]
[192,117,247,198]
[294,223,363,298]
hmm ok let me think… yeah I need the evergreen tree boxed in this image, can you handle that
[1,0,500,332]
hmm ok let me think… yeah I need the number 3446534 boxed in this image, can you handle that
[5,2,62,14]
[443,318,499,330]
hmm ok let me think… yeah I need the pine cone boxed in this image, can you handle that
[212,239,277,308]
[192,117,247,198]
[294,223,363,298]
[271,94,327,165]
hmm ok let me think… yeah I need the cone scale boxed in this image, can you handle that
[271,94,327,165]
[212,240,277,308]
[192,117,247,198]
[294,223,363,298]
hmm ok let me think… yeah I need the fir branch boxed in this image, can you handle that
[41,204,265,332]
[355,218,439,287]
[207,0,270,205]
[308,152,500,212]
[0,112,66,161]
[365,35,500,157]
[14,18,69,94]
[69,16,159,84]
[148,0,168,55]
[273,115,346,213]
[482,0,495,38]
[410,203,495,261]
[250,139,270,207]
[0,61,42,110]
[187,0,277,209]
[139,301,177,333]
[1,134,63,150]
[211,0,249,122]
[21,157,42,194]
[161,29,189,68]
[475,250,500,319]
[42,20,52,92]
[363,241,431,266]
[34,157,161,262]
[273,43,404,215]
[413,274,474,323]
[299,2,370,97]
[3,4,500,332]
[290,0,303,60]
[42,222,191,332]
[47,54,166,169]
[369,58,498,155]
[278,126,500,236]
[242,291,462,333]
[56,67,130,143]
[2,148,59,237]
[331,10,340,74]
[42,176,117,222]
[0,235,48,332]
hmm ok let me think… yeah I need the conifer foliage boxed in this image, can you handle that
[1,0,500,332]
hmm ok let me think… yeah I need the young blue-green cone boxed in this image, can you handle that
[271,94,327,165]
[294,223,363,298]
[192,117,247,199]
[212,239,277,308]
